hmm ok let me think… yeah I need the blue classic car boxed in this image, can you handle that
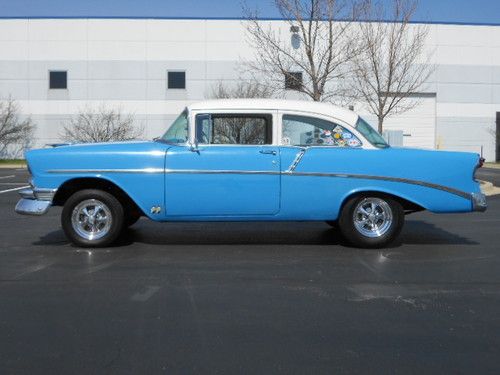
[16,99,487,248]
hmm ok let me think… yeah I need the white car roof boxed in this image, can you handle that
[188,99,359,125]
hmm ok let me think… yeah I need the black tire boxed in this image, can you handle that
[338,194,404,248]
[124,211,141,227]
[61,189,125,248]
[325,220,338,228]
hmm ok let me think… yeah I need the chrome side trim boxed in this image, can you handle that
[283,171,471,199]
[287,148,307,172]
[46,167,471,200]
[164,169,279,175]
[47,168,164,174]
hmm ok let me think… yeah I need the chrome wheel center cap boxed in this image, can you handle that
[353,198,393,238]
[71,199,113,241]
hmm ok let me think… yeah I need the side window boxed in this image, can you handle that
[282,114,362,148]
[196,114,272,145]
[162,110,189,143]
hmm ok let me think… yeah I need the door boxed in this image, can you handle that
[165,112,280,217]
[496,112,500,162]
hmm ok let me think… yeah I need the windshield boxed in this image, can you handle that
[161,109,189,144]
[355,117,389,149]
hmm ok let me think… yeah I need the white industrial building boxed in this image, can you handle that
[0,17,499,161]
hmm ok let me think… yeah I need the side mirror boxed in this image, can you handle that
[189,138,200,154]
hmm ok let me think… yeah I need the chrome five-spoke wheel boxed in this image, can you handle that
[338,194,404,248]
[353,198,393,238]
[71,199,113,241]
[62,189,125,247]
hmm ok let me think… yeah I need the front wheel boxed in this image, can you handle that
[338,195,404,248]
[61,189,125,247]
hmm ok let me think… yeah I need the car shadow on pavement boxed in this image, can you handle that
[33,220,477,248]
[397,220,478,246]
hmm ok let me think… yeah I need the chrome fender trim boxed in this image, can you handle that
[45,168,475,201]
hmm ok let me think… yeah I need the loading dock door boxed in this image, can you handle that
[381,95,437,150]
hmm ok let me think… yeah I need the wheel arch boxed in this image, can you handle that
[52,177,144,217]
[338,189,425,216]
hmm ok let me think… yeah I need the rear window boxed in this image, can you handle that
[355,117,389,148]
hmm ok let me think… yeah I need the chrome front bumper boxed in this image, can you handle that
[471,192,487,212]
[15,188,57,216]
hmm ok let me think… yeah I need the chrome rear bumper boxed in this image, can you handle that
[15,188,57,216]
[471,192,487,212]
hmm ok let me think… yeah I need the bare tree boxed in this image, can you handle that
[210,80,272,99]
[61,104,143,143]
[350,0,434,133]
[0,97,35,158]
[206,80,272,144]
[244,0,366,102]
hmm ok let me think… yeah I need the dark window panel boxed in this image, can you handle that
[285,72,302,91]
[168,71,186,89]
[49,71,67,89]
[196,114,272,145]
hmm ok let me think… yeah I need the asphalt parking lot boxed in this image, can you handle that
[1,168,500,374]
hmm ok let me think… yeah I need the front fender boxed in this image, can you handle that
[26,141,169,220]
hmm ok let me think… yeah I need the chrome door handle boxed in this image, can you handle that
[259,150,277,155]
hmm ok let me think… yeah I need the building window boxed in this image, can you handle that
[49,71,67,89]
[168,71,186,89]
[285,72,302,91]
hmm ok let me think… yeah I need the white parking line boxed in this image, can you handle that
[0,186,29,194]
[0,175,15,180]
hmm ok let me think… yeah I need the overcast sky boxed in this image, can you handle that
[0,0,499,24]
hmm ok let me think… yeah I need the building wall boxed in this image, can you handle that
[0,18,499,160]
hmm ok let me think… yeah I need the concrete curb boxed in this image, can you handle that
[0,164,26,169]
[480,180,500,196]
[484,164,500,170]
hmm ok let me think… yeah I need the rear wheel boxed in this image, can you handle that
[338,195,404,248]
[61,189,124,247]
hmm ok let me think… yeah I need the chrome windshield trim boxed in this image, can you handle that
[47,168,164,174]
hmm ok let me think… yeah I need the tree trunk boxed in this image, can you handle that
[378,116,384,134]
[313,90,322,102]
